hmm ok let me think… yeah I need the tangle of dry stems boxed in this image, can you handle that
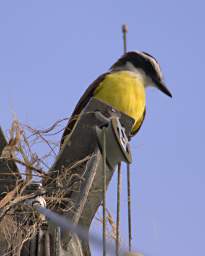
[0,118,87,254]
[0,117,123,255]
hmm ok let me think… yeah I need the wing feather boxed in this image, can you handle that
[60,72,109,146]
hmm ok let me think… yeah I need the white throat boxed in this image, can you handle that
[124,62,154,87]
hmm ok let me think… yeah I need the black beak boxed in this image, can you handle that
[156,81,172,98]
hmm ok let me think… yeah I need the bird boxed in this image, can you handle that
[61,51,172,146]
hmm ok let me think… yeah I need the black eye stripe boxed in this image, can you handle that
[110,51,162,81]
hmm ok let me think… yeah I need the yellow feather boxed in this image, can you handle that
[94,71,146,133]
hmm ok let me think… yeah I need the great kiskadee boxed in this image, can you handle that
[61,51,172,146]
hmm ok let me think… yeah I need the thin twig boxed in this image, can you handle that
[122,24,128,54]
[102,128,107,256]
[116,162,121,256]
[24,125,57,156]
[122,23,132,252]
[23,118,68,138]
[127,163,132,251]
[10,158,46,177]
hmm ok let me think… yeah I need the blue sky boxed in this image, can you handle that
[0,1,205,255]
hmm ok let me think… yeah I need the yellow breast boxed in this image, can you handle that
[94,71,146,133]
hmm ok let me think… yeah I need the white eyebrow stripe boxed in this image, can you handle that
[140,52,163,79]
